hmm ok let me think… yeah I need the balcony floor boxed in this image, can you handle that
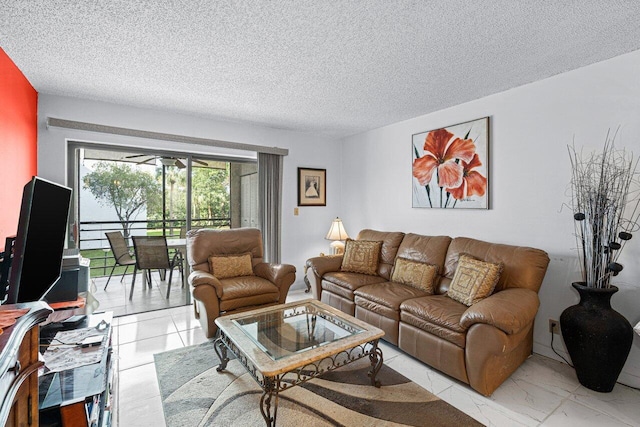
[89,270,190,317]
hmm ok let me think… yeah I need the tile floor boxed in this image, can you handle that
[90,269,190,317]
[111,288,640,427]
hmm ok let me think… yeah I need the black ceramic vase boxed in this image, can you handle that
[560,282,633,392]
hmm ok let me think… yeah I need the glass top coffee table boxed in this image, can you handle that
[214,299,385,426]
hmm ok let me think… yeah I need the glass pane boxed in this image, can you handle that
[79,150,162,263]
[190,158,231,229]
[78,150,257,275]
[159,158,187,239]
[76,147,257,316]
[233,302,363,360]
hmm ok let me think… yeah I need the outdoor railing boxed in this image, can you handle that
[79,217,230,277]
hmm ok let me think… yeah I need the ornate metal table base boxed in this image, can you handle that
[368,342,384,387]
[213,334,383,426]
[303,275,311,293]
[213,337,230,371]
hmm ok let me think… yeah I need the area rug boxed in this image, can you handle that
[154,341,483,427]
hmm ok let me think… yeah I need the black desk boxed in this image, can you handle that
[39,312,115,427]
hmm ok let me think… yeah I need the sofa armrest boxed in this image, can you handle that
[188,270,224,298]
[254,263,296,303]
[460,288,540,335]
[306,255,343,277]
[254,263,296,287]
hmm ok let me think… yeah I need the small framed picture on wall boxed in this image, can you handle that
[298,167,326,206]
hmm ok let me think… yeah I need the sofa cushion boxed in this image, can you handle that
[395,234,452,272]
[356,230,405,279]
[322,272,387,299]
[354,282,429,319]
[398,322,469,382]
[341,239,382,275]
[443,236,550,293]
[400,295,468,347]
[400,311,467,348]
[447,254,502,306]
[208,253,254,279]
[217,276,279,311]
[391,258,438,293]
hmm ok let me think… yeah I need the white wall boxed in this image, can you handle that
[37,94,343,289]
[340,49,640,387]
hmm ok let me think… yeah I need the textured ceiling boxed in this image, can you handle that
[2,1,640,139]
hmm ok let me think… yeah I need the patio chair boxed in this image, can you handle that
[130,235,183,300]
[104,231,137,290]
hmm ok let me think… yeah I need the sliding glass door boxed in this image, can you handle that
[71,145,256,278]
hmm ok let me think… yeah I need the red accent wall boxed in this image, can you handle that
[0,48,38,251]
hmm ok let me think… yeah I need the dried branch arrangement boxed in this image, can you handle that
[568,131,640,288]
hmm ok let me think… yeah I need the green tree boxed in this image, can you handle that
[83,162,160,238]
[192,165,230,223]
[151,166,188,234]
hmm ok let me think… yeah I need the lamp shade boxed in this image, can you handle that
[325,217,349,241]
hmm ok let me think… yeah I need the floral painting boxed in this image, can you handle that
[412,117,489,209]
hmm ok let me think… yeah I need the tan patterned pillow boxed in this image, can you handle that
[447,254,502,306]
[341,239,382,275]
[208,253,254,279]
[391,258,438,294]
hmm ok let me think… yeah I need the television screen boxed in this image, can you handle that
[5,177,72,304]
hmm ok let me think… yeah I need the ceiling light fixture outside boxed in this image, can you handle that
[160,157,177,167]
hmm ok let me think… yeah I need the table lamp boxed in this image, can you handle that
[325,217,349,254]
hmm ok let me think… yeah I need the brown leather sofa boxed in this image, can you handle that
[305,229,550,396]
[186,228,296,338]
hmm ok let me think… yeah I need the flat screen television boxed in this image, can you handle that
[4,176,72,304]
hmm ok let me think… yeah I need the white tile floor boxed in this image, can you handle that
[91,268,190,317]
[113,288,640,427]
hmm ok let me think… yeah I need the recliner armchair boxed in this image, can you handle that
[186,228,296,338]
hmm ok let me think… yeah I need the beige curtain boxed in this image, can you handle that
[257,153,283,263]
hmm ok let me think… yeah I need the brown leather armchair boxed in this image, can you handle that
[186,228,296,338]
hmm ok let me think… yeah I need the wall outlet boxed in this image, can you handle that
[548,319,560,334]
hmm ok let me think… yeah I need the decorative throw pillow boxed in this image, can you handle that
[340,239,382,275]
[208,253,254,279]
[390,257,438,294]
[447,254,502,306]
